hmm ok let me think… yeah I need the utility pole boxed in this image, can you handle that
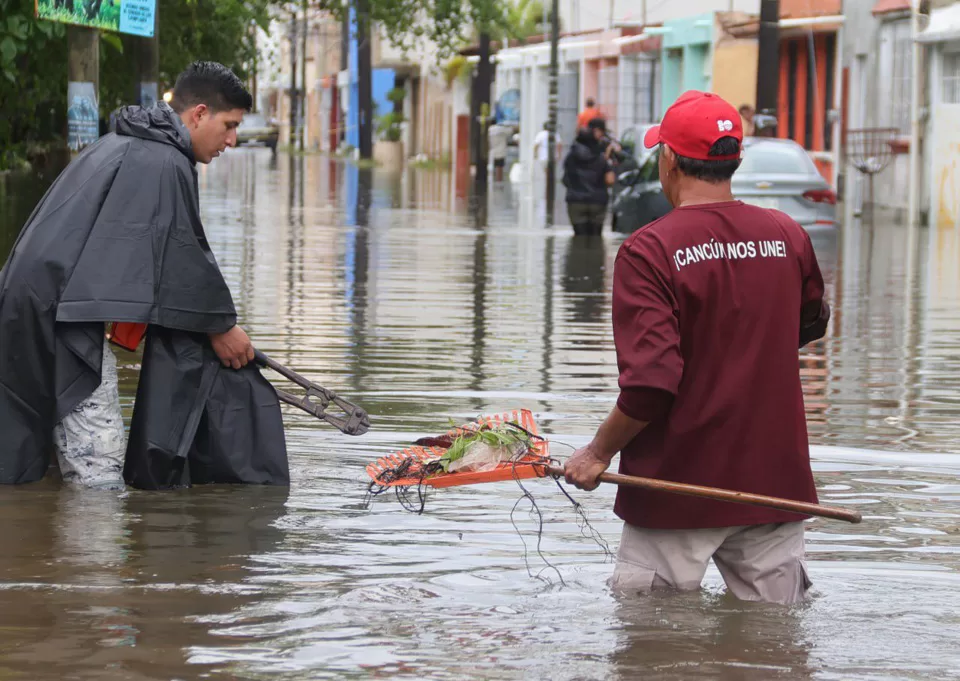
[907,0,924,228]
[545,0,559,225]
[67,26,99,157]
[289,15,297,147]
[356,0,373,160]
[300,0,308,151]
[755,0,780,137]
[320,21,328,151]
[137,5,159,108]
[474,31,492,193]
[340,7,349,149]
[251,22,259,112]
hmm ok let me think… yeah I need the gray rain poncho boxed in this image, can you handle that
[0,103,288,488]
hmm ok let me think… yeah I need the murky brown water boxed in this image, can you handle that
[2,152,960,680]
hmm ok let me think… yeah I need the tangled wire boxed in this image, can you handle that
[365,452,445,514]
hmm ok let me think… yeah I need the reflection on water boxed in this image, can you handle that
[1,151,960,680]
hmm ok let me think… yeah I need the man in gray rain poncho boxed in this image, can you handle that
[0,61,288,490]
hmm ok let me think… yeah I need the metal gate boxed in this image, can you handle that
[557,71,579,146]
[618,55,661,131]
[598,65,620,134]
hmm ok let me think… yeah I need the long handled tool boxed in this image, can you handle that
[541,465,861,524]
[255,350,370,436]
[366,409,862,524]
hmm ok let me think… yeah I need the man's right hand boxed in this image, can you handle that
[210,326,255,370]
[564,442,613,492]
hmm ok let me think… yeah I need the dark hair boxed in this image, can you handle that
[170,61,253,114]
[587,117,606,133]
[675,137,741,183]
[586,97,595,107]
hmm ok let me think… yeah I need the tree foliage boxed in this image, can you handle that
[498,0,559,43]
[1,0,519,170]
[99,0,275,122]
[309,0,509,61]
[0,0,68,170]
[1,0,277,170]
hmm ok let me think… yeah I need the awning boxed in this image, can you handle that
[918,2,960,44]
[872,0,910,16]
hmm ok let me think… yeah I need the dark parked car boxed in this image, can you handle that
[611,136,838,234]
[610,127,671,234]
[236,113,279,152]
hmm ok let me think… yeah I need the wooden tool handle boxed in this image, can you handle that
[545,465,862,524]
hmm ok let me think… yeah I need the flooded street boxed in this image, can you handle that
[1,150,960,680]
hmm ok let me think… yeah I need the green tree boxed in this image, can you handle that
[100,0,275,117]
[309,0,506,60]
[1,0,279,170]
[0,0,67,170]
[499,0,556,42]
[308,0,507,159]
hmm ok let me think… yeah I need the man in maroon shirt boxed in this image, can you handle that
[564,90,830,604]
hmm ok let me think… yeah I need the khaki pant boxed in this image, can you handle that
[612,521,812,605]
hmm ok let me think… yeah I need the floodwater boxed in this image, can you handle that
[1,151,960,680]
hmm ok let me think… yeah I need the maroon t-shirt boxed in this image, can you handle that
[611,201,827,530]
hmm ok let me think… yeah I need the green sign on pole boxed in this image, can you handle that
[36,0,157,37]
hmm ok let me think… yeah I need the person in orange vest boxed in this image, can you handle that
[577,98,602,131]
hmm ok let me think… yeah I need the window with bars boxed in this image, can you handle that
[598,66,619,134]
[614,56,661,135]
[633,57,661,124]
[943,51,960,105]
[879,19,912,133]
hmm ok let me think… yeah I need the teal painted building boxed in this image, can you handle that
[660,13,715,111]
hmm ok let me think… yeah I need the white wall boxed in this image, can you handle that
[561,0,760,33]
[498,43,584,180]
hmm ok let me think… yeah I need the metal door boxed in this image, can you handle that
[557,70,579,147]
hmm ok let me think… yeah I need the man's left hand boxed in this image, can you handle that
[210,325,255,370]
[564,443,613,491]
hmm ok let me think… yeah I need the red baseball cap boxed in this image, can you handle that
[643,90,743,161]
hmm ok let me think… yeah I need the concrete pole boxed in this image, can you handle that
[831,22,843,191]
[320,22,328,151]
[907,0,923,228]
[546,0,559,225]
[357,0,373,160]
[474,32,492,192]
[289,15,297,147]
[251,23,259,112]
[300,0,307,151]
[755,0,780,136]
[67,26,99,157]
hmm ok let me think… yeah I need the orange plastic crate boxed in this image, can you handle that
[366,409,550,488]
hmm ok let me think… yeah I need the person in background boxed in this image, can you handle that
[563,91,830,605]
[533,122,563,177]
[739,104,755,137]
[577,98,602,131]
[562,118,619,236]
[488,121,511,182]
